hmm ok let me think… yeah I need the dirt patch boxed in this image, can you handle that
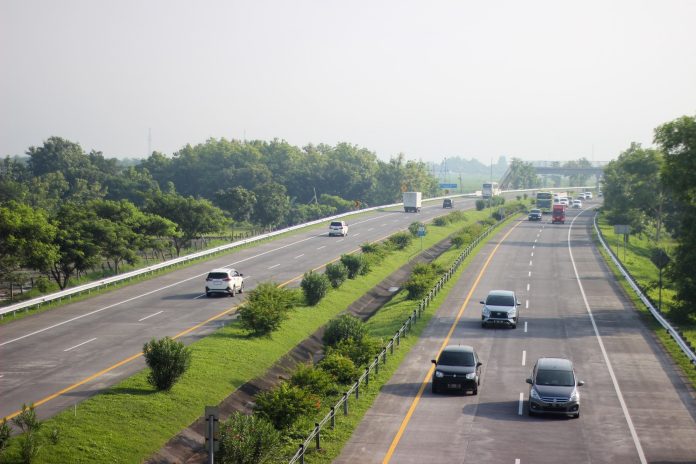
[147,237,452,464]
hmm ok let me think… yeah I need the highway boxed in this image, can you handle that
[0,197,477,421]
[336,204,696,463]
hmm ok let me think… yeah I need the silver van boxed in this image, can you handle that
[526,357,584,418]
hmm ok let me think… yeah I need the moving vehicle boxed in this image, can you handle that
[572,199,582,208]
[205,268,244,297]
[403,191,422,212]
[442,198,453,208]
[528,208,543,221]
[329,220,348,236]
[431,345,482,395]
[480,290,520,328]
[584,191,593,200]
[526,357,584,418]
[535,191,553,213]
[482,182,500,199]
[552,204,566,224]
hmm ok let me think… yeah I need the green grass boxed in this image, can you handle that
[1,208,503,464]
[595,216,696,389]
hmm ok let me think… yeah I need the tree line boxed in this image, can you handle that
[601,114,696,321]
[0,136,439,292]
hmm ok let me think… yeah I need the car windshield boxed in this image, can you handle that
[535,369,575,386]
[207,272,228,279]
[531,210,540,214]
[438,351,475,366]
[486,294,514,306]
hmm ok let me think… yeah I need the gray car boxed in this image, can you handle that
[526,357,584,418]
[480,290,520,328]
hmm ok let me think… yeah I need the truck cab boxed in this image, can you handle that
[552,204,566,224]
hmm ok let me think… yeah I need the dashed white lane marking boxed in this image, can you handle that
[567,213,647,463]
[529,260,533,266]
[515,459,521,464]
[531,252,534,257]
[353,233,361,237]
[268,264,280,269]
[518,393,524,415]
[316,245,326,250]
[368,228,374,231]
[532,245,535,249]
[525,300,529,309]
[64,338,97,352]
[528,271,531,277]
[381,223,387,226]
[534,239,537,243]
[522,350,526,366]
[138,311,163,322]
[524,321,528,333]
[526,283,530,292]
[294,254,304,259]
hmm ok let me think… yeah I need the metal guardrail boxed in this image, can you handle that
[287,208,524,464]
[593,214,696,366]
[0,193,484,318]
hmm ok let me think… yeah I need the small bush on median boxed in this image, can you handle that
[323,314,366,346]
[219,412,282,464]
[388,232,412,250]
[254,383,320,430]
[290,363,339,397]
[301,271,330,306]
[319,353,360,384]
[327,335,382,367]
[433,216,448,226]
[143,337,192,391]
[340,254,364,279]
[475,199,486,210]
[239,282,298,336]
[325,262,348,288]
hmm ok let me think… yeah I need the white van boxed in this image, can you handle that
[329,221,348,237]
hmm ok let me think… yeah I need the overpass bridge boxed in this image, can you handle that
[499,160,607,189]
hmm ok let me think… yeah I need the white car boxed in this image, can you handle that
[584,191,593,200]
[205,268,244,297]
[559,198,569,206]
[329,220,348,237]
[572,199,582,208]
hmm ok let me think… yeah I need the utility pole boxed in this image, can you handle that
[147,128,152,156]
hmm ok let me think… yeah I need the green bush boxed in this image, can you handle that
[254,383,320,430]
[447,210,466,223]
[480,217,497,226]
[408,222,424,236]
[388,232,412,250]
[328,336,382,367]
[360,242,381,254]
[142,337,192,391]
[323,314,366,346]
[340,254,364,279]
[451,235,465,248]
[325,262,348,288]
[319,353,360,384]
[404,274,433,300]
[0,419,10,459]
[475,199,486,211]
[290,363,339,396]
[219,412,282,464]
[301,271,330,306]
[239,282,297,336]
[433,216,448,226]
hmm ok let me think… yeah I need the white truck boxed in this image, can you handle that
[403,191,422,213]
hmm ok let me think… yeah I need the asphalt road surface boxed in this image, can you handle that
[336,205,696,464]
[0,197,479,421]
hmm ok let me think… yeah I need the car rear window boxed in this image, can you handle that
[438,351,475,366]
[207,272,228,279]
[486,294,514,306]
[330,222,343,227]
[535,369,575,386]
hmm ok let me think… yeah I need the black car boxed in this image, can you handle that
[443,198,453,208]
[526,357,584,418]
[528,208,542,221]
[431,345,482,394]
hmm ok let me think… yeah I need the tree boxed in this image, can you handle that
[655,114,696,319]
[218,412,281,464]
[251,182,290,229]
[215,186,257,223]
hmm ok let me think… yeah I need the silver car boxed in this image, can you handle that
[480,290,520,328]
[526,357,584,418]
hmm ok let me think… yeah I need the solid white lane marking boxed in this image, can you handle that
[294,254,304,259]
[522,350,526,366]
[138,311,163,322]
[524,321,528,333]
[526,283,530,292]
[268,264,280,269]
[525,300,529,309]
[567,214,647,463]
[518,393,524,415]
[64,338,97,352]
[316,245,326,250]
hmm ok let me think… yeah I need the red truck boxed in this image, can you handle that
[552,204,566,224]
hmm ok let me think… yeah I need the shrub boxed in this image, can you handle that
[12,404,43,464]
[323,314,366,346]
[319,353,360,384]
[240,282,297,336]
[388,232,412,250]
[480,217,497,226]
[219,412,282,464]
[328,336,382,367]
[404,274,433,300]
[246,282,299,310]
[360,242,381,254]
[325,262,348,288]
[408,221,425,236]
[254,383,320,430]
[340,254,364,279]
[447,210,466,223]
[475,199,486,211]
[451,235,465,248]
[290,363,338,396]
[0,419,10,459]
[143,337,192,391]
[301,271,330,306]
[433,216,448,226]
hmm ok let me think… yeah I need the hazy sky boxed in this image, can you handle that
[2,1,695,164]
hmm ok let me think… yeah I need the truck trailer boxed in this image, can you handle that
[403,192,422,213]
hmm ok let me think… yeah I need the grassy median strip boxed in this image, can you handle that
[595,215,696,389]
[2,209,499,463]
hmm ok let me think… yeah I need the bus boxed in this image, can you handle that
[482,182,500,198]
[535,191,554,213]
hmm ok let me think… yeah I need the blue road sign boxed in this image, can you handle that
[439,183,457,189]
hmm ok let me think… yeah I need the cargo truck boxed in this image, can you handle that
[403,191,422,212]
[552,204,566,224]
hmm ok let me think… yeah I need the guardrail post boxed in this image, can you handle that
[375,356,380,375]
[299,444,305,464]
[365,367,370,386]
[390,341,394,354]
[396,331,400,346]
[330,406,335,429]
[315,423,321,450]
[343,392,348,415]
[355,382,360,399]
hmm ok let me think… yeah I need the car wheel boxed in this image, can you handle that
[206,292,211,298]
[573,412,580,419]
[238,284,244,293]
[528,408,536,417]
[229,287,235,297]
[481,322,487,328]
[472,387,478,395]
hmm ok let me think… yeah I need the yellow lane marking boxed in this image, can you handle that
[382,220,522,463]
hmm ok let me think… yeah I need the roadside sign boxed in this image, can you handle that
[439,183,457,189]
[417,225,426,237]
[613,225,630,234]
